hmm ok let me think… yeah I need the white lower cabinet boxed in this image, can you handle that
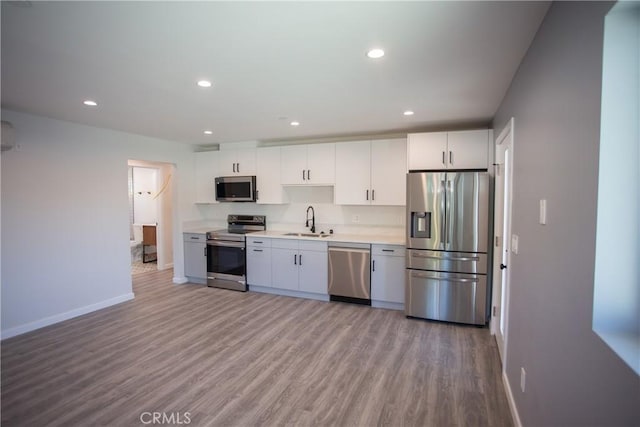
[246,238,272,287]
[183,233,207,283]
[271,239,328,294]
[371,244,405,307]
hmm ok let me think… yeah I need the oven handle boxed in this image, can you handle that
[206,240,245,249]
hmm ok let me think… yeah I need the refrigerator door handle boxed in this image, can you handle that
[410,271,478,283]
[411,252,480,262]
[445,179,454,250]
[440,180,447,250]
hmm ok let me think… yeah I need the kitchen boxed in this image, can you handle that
[1,2,638,427]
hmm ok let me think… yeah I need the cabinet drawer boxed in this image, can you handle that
[372,244,404,257]
[247,236,271,247]
[183,233,206,243]
[299,240,327,252]
[271,238,299,250]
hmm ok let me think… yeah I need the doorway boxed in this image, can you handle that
[491,118,514,365]
[128,160,175,275]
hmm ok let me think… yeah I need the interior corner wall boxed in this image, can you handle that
[0,109,197,338]
[492,2,639,426]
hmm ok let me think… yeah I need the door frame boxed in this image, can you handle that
[128,160,175,271]
[491,117,514,366]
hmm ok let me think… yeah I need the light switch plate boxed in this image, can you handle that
[539,199,547,225]
[511,234,519,254]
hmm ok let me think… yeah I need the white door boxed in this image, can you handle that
[491,118,514,364]
[298,249,328,294]
[271,248,299,290]
[306,143,336,184]
[256,147,285,204]
[407,132,447,170]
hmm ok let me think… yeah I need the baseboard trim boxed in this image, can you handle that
[503,370,523,427]
[173,276,189,284]
[1,292,135,340]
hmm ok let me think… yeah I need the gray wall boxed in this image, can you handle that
[492,2,640,426]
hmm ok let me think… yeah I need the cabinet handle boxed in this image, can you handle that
[253,249,263,252]
[254,241,263,244]
[190,236,199,239]
[442,151,446,165]
[204,247,207,256]
[256,190,259,200]
[299,254,302,265]
[302,170,306,181]
[372,189,375,201]
[366,189,369,200]
[449,151,452,165]
[307,170,311,180]
[233,163,236,173]
[237,163,240,173]
[294,254,297,265]
[372,260,375,272]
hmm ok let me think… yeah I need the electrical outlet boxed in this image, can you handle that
[352,215,359,223]
[520,367,526,393]
[539,199,547,225]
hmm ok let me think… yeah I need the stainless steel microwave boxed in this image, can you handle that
[215,176,257,202]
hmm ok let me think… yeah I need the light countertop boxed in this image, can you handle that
[247,230,405,246]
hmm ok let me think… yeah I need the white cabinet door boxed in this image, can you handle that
[281,145,308,185]
[217,150,238,176]
[298,249,328,294]
[371,245,405,304]
[184,241,207,280]
[408,132,447,170]
[306,143,336,184]
[371,139,407,206]
[246,246,272,287]
[218,149,256,175]
[335,141,371,205]
[271,248,299,290]
[446,130,489,170]
[235,148,257,175]
[194,151,219,203]
[256,147,285,204]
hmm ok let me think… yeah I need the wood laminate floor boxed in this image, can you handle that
[1,269,513,427]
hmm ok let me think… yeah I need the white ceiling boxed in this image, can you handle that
[1,1,550,145]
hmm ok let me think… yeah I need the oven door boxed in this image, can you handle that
[206,240,247,290]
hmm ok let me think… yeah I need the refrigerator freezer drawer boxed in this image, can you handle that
[406,249,487,275]
[405,269,487,325]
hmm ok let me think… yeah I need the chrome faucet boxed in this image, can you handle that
[305,205,316,233]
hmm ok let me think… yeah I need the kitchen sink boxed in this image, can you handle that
[282,232,331,238]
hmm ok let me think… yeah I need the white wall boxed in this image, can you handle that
[132,166,158,224]
[0,109,198,338]
[195,186,405,235]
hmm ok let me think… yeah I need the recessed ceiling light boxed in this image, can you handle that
[403,110,415,116]
[290,121,300,126]
[203,130,213,135]
[83,100,98,107]
[367,48,385,59]
[197,80,212,88]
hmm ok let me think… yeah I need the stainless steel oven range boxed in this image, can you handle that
[206,215,266,291]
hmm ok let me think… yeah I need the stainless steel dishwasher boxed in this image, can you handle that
[328,242,371,305]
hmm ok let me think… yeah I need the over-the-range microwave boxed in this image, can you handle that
[215,176,257,202]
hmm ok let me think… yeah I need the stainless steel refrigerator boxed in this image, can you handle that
[405,171,490,325]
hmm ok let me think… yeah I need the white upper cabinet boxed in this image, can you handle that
[370,139,407,205]
[335,141,371,205]
[281,143,335,185]
[335,138,407,206]
[256,146,286,204]
[194,151,219,203]
[408,129,489,170]
[218,148,256,175]
[446,130,490,170]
